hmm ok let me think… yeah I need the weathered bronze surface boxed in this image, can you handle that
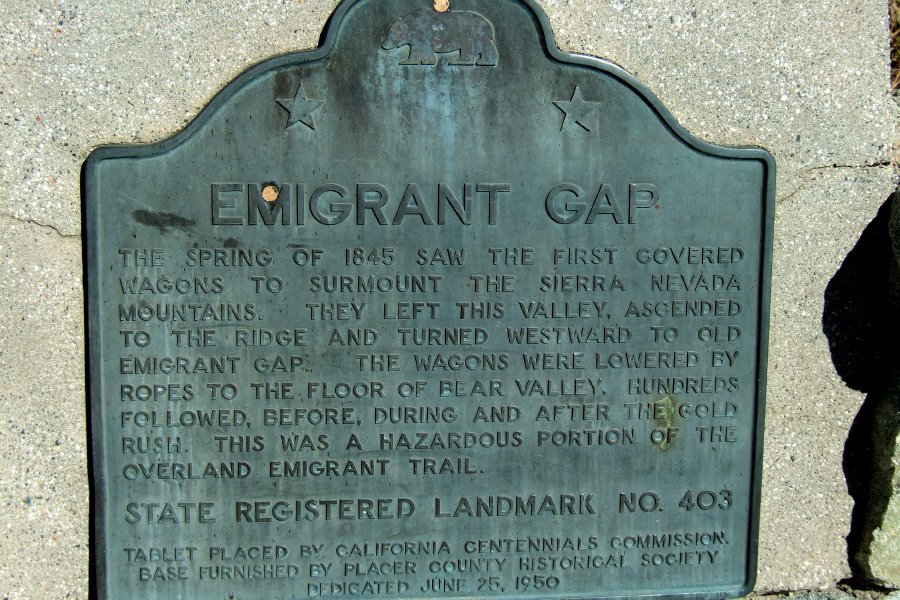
[83,0,774,598]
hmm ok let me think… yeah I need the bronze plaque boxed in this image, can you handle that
[83,0,774,598]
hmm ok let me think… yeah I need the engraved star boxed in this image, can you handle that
[276,83,325,130]
[553,86,601,132]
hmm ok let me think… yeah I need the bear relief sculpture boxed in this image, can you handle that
[381,8,498,65]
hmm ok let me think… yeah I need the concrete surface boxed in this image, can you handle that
[0,0,895,597]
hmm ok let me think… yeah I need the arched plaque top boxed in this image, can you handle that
[86,0,774,176]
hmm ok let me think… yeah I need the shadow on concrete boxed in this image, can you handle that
[823,193,896,584]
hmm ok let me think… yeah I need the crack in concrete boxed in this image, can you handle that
[804,160,893,173]
[0,212,80,238]
[776,161,894,205]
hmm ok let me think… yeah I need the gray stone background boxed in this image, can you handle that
[0,0,895,597]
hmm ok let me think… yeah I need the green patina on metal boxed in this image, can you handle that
[84,0,774,598]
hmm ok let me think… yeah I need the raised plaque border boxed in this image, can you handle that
[83,0,775,598]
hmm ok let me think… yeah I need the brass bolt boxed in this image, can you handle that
[262,185,279,202]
